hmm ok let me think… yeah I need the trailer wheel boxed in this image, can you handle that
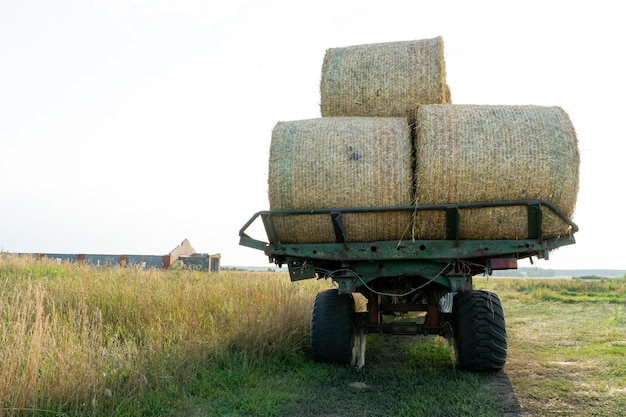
[452,290,507,371]
[311,289,355,364]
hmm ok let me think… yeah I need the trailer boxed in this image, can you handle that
[239,200,578,371]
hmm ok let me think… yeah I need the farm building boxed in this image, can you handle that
[23,239,221,272]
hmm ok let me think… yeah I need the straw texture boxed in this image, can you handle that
[320,37,451,120]
[413,105,580,239]
[268,117,413,243]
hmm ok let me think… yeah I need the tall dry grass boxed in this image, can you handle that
[0,255,329,416]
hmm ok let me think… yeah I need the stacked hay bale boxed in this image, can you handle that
[268,117,413,243]
[320,37,451,120]
[413,105,579,239]
[267,36,579,244]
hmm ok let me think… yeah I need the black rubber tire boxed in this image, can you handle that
[452,290,507,371]
[310,289,355,364]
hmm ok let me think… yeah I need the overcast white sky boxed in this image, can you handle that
[1,0,624,270]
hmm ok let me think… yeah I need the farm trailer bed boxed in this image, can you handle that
[239,200,578,370]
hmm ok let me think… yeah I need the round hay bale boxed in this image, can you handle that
[320,37,451,120]
[413,105,579,240]
[268,117,413,243]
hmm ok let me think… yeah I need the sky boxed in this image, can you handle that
[1,0,625,270]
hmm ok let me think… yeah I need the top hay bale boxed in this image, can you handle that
[320,37,451,120]
[413,104,580,240]
[268,117,413,244]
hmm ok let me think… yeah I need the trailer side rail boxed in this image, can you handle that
[239,199,577,266]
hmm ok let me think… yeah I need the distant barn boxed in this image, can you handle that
[25,239,221,272]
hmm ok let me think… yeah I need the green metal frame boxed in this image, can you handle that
[239,200,578,291]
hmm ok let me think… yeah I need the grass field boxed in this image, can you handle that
[0,255,624,416]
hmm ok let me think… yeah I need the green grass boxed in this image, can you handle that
[476,276,626,304]
[1,255,624,416]
[502,301,626,415]
[168,337,516,417]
